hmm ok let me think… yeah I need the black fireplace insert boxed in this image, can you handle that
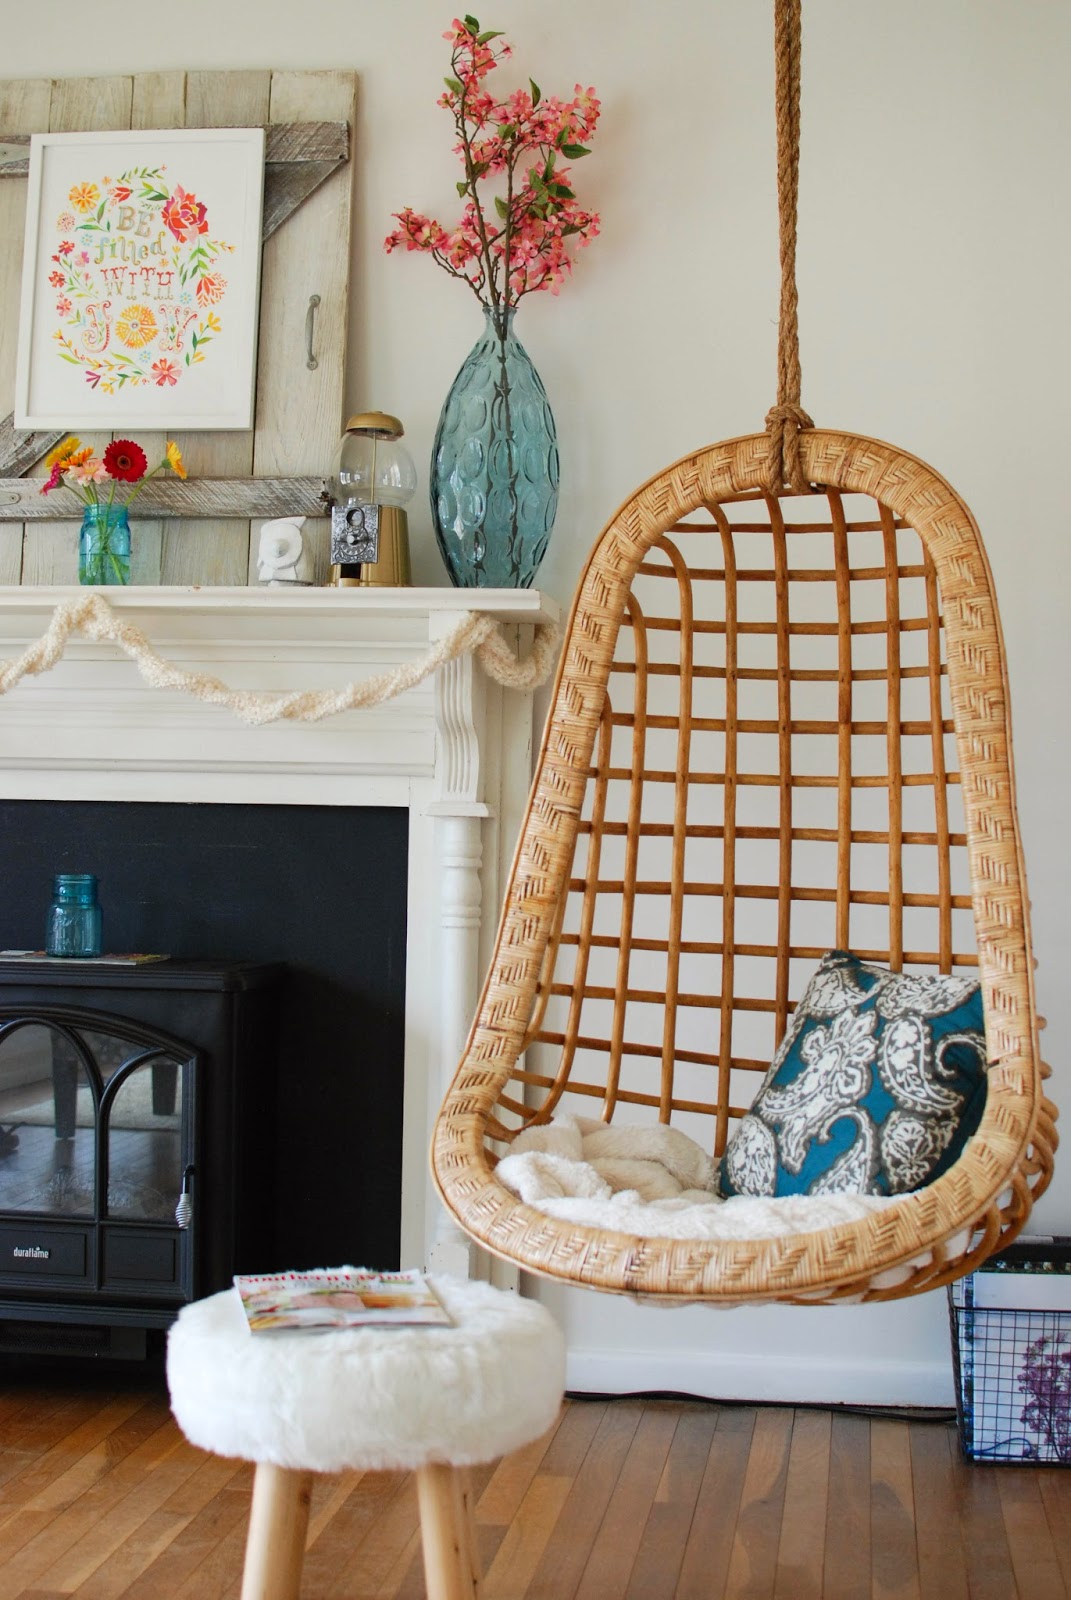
[0,960,279,1357]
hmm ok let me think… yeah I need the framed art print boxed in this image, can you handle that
[15,127,265,431]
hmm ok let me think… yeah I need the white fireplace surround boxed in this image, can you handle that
[0,585,559,1282]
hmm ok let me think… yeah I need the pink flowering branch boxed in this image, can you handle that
[385,14,600,326]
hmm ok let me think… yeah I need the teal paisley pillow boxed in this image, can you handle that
[719,951,988,1199]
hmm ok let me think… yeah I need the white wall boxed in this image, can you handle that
[6,0,1068,1404]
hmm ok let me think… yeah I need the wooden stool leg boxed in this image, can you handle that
[454,1470,480,1597]
[416,1462,481,1600]
[240,1463,313,1600]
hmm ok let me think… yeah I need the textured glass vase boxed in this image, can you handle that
[79,504,131,586]
[430,306,558,588]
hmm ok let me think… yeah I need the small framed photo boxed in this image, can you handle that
[15,127,265,431]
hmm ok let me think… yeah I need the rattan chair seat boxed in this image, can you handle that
[432,430,1055,1304]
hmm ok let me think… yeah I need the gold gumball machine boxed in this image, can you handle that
[325,412,417,586]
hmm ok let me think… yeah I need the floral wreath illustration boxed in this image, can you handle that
[47,165,234,394]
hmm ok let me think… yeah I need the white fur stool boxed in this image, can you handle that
[167,1275,565,1600]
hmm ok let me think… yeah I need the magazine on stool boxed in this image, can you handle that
[234,1267,453,1332]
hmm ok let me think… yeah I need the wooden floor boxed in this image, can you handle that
[0,1365,1068,1599]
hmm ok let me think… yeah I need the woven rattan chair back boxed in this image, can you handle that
[434,431,1055,1303]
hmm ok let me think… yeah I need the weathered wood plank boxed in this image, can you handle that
[263,161,344,241]
[249,71,355,587]
[128,76,183,581]
[265,122,348,163]
[166,71,273,586]
[0,135,30,178]
[184,71,273,131]
[48,77,133,136]
[0,83,51,407]
[130,72,183,588]
[257,75,354,474]
[0,525,22,583]
[23,77,133,586]
[0,476,326,518]
[1,121,347,177]
[130,72,188,130]
[0,79,52,580]
[0,489,22,577]
[0,418,65,478]
[259,118,347,236]
[128,72,190,585]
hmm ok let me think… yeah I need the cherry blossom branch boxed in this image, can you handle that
[384,15,601,313]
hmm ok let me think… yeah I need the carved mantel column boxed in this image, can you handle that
[425,619,491,1279]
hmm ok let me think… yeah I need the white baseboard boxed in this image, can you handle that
[565,1347,957,1409]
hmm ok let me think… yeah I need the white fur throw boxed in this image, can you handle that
[496,1115,903,1241]
[167,1275,565,1473]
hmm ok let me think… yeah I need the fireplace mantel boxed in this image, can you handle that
[0,585,560,1278]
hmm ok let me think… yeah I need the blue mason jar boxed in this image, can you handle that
[430,306,558,588]
[45,874,103,958]
[79,504,131,586]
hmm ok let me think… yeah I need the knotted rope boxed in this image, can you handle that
[765,0,814,495]
[0,592,558,727]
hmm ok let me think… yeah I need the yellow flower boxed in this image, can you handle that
[115,304,158,351]
[165,441,187,479]
[45,436,81,469]
[68,182,100,213]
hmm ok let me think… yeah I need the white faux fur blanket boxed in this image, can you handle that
[495,1115,903,1241]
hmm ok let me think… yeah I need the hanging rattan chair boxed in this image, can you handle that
[431,4,1056,1305]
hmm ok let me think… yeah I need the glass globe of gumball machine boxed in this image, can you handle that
[325,412,417,587]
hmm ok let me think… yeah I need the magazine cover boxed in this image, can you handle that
[233,1267,453,1332]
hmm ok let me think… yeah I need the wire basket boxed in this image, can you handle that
[949,1236,1071,1464]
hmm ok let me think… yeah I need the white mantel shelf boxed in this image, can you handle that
[0,586,560,624]
[0,584,560,1283]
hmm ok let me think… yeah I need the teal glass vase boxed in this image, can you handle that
[430,306,558,588]
[79,504,131,586]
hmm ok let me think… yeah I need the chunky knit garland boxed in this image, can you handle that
[0,593,558,727]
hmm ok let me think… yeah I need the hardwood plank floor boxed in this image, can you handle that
[0,1365,1068,1598]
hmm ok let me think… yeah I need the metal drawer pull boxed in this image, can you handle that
[305,294,321,371]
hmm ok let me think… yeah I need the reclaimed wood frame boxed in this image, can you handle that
[0,71,355,586]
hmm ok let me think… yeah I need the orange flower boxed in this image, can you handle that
[195,272,227,306]
[45,436,82,469]
[115,304,159,351]
[68,182,100,213]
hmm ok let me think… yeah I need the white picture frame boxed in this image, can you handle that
[15,127,264,431]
